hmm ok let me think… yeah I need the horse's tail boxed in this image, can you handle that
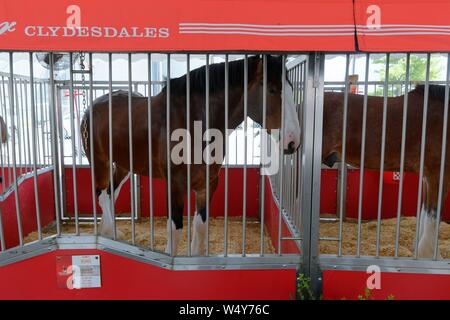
[414,84,448,102]
[80,110,90,162]
[0,116,7,144]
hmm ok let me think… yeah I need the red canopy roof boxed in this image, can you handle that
[355,0,450,52]
[0,0,449,52]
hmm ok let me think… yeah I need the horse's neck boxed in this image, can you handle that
[226,87,250,131]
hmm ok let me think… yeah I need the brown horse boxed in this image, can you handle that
[322,85,449,258]
[81,55,300,255]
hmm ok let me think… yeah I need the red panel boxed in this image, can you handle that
[0,170,55,249]
[263,176,300,254]
[320,169,450,222]
[320,169,337,215]
[65,167,260,218]
[323,270,450,300]
[0,249,297,300]
[355,0,450,52]
[0,0,355,51]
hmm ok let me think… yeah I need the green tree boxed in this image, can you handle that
[371,54,445,96]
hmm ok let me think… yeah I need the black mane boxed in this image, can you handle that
[414,84,448,101]
[163,55,283,96]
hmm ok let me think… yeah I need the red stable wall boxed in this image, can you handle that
[264,176,301,254]
[0,170,55,249]
[0,249,297,300]
[320,169,450,222]
[64,167,260,218]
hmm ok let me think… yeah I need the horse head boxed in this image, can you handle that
[246,55,301,155]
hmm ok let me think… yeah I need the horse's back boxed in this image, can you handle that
[92,90,144,106]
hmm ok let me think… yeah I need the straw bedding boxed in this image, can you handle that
[319,215,450,259]
[24,216,275,255]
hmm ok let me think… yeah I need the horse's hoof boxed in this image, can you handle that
[99,222,124,240]
[418,243,442,259]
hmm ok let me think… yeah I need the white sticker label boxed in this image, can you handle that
[71,255,101,289]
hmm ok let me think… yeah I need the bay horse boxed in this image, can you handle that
[322,85,449,258]
[81,55,300,256]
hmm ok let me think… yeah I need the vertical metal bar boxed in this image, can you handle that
[205,54,210,256]
[337,53,350,257]
[56,84,67,221]
[9,52,23,245]
[375,53,390,257]
[224,54,229,257]
[242,55,248,256]
[309,53,325,295]
[356,53,370,257]
[22,80,31,172]
[0,76,5,188]
[38,83,44,165]
[88,53,98,235]
[166,53,173,255]
[394,53,410,257]
[1,76,12,189]
[259,54,267,256]
[48,53,61,235]
[433,53,450,260]
[148,53,154,250]
[108,53,117,240]
[128,53,136,245]
[29,53,42,240]
[69,53,79,234]
[42,82,48,166]
[14,79,22,176]
[76,85,83,165]
[278,55,286,255]
[35,82,41,166]
[0,203,4,251]
[24,79,32,173]
[414,53,431,259]
[186,54,191,256]
[43,82,49,166]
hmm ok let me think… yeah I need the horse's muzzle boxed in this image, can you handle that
[284,141,298,155]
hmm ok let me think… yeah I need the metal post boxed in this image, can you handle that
[108,53,117,240]
[433,53,450,260]
[148,53,154,250]
[337,54,350,256]
[186,53,191,256]
[259,54,267,256]
[69,53,79,234]
[29,53,42,240]
[128,53,136,245]
[375,53,390,257]
[301,52,325,296]
[205,54,210,256]
[88,53,98,235]
[48,53,61,235]
[9,53,23,245]
[242,55,248,256]
[414,53,431,259]
[356,53,371,257]
[394,53,410,257]
[166,54,173,255]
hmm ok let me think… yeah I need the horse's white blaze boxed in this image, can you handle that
[191,213,207,256]
[418,209,441,259]
[98,189,113,237]
[283,78,301,151]
[165,220,182,256]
